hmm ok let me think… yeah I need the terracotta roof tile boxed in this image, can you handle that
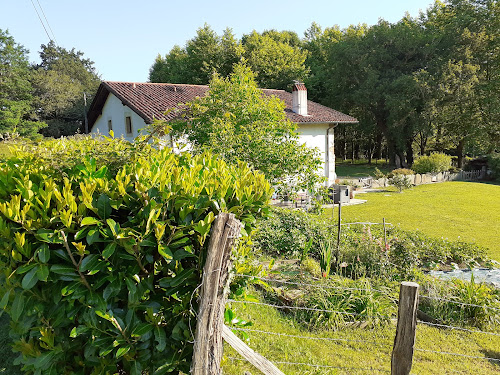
[88,81,357,129]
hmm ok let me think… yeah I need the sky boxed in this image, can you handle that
[1,0,436,83]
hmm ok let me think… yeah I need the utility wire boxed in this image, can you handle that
[36,0,58,45]
[30,0,54,44]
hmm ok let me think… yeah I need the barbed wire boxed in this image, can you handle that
[419,294,500,312]
[229,326,392,346]
[234,274,397,298]
[227,299,396,321]
[417,320,500,337]
[415,348,500,362]
[341,222,393,226]
[226,356,390,373]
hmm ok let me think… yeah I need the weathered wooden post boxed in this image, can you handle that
[191,213,242,375]
[391,282,419,375]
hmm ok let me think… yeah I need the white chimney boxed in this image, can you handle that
[292,81,308,116]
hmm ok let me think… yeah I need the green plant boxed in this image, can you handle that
[487,152,500,180]
[0,138,272,374]
[319,240,333,278]
[419,274,500,330]
[300,238,313,263]
[388,173,413,192]
[412,153,453,174]
[300,257,322,278]
[387,168,414,178]
[253,207,334,258]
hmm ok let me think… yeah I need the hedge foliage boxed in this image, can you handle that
[412,153,452,174]
[0,137,272,374]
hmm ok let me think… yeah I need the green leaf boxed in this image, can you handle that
[80,254,100,272]
[130,360,142,375]
[11,292,25,322]
[86,229,100,245]
[97,194,112,219]
[0,289,11,309]
[154,325,166,352]
[131,323,153,337]
[22,267,39,290]
[50,264,77,276]
[70,326,89,338]
[74,227,90,241]
[37,244,50,263]
[116,346,130,359]
[158,244,173,262]
[106,218,120,236]
[102,242,116,259]
[81,217,101,226]
[36,264,49,282]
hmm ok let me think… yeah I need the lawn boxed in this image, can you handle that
[330,181,500,261]
[221,294,500,374]
[335,159,392,178]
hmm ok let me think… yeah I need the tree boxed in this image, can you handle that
[149,26,308,90]
[32,41,101,137]
[168,64,323,193]
[0,29,45,138]
[149,25,243,85]
[242,30,309,89]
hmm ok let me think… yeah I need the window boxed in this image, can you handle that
[107,119,113,133]
[125,116,132,135]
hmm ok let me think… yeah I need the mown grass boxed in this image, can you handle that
[222,296,500,374]
[330,181,500,261]
[335,159,392,178]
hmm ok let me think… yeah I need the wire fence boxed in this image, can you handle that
[224,272,500,374]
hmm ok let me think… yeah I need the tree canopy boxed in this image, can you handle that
[167,64,322,192]
[0,29,45,138]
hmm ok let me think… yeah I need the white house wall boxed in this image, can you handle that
[296,123,336,186]
[91,93,147,142]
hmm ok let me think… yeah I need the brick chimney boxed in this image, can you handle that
[292,81,308,116]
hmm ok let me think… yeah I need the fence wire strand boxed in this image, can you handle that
[226,356,390,373]
[417,320,500,337]
[227,299,395,321]
[420,294,500,312]
[234,274,396,298]
[229,326,391,346]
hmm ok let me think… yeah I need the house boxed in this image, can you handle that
[87,81,358,186]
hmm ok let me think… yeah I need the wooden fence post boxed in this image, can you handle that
[191,213,242,375]
[222,326,285,375]
[391,282,419,375]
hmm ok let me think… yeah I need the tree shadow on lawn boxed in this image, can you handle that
[480,349,500,367]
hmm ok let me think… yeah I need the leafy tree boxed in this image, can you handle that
[0,29,45,138]
[168,64,323,193]
[149,25,243,85]
[32,41,101,137]
[150,26,308,90]
[242,30,309,89]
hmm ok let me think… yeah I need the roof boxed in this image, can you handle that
[87,81,358,130]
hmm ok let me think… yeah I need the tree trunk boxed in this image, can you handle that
[406,138,414,167]
[457,138,466,169]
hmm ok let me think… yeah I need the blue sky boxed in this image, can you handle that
[1,0,436,82]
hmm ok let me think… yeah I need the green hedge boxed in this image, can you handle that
[0,138,272,374]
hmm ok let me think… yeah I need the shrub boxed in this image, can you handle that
[387,168,414,178]
[265,275,397,330]
[418,274,500,330]
[487,152,500,180]
[388,174,413,192]
[0,139,272,374]
[412,153,453,174]
[253,207,334,258]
